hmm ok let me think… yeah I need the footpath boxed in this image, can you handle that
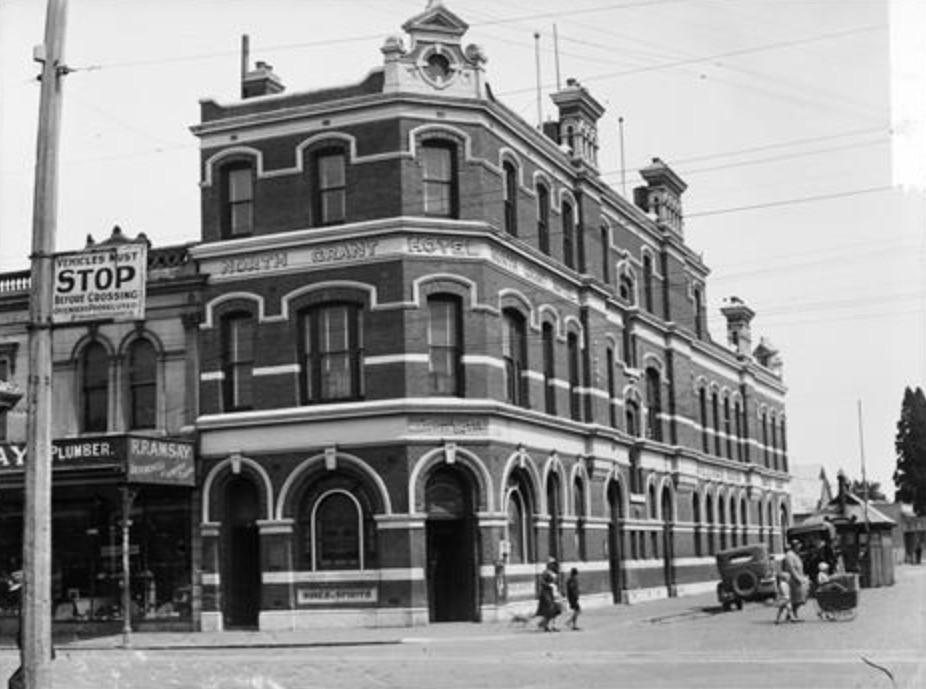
[9,586,720,652]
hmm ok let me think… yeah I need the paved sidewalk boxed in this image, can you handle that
[26,586,721,651]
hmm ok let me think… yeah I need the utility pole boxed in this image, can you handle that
[25,0,68,687]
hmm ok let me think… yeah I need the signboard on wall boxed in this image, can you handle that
[52,244,147,323]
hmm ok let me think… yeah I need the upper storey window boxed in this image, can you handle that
[503,161,518,236]
[300,303,364,403]
[0,358,8,441]
[537,185,551,255]
[502,309,529,408]
[315,149,346,226]
[421,141,457,218]
[81,342,109,433]
[221,312,255,412]
[643,254,655,314]
[562,201,576,269]
[221,163,254,238]
[127,339,157,430]
[428,295,463,396]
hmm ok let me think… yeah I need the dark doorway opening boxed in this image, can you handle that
[222,476,261,629]
[425,467,477,622]
[608,480,624,603]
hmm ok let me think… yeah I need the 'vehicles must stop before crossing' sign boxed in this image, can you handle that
[52,244,147,323]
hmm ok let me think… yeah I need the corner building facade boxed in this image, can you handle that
[191,3,791,631]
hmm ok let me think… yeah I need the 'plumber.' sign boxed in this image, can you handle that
[53,244,147,323]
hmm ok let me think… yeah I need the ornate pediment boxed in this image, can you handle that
[402,1,469,40]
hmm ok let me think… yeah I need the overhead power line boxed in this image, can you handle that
[687,185,895,218]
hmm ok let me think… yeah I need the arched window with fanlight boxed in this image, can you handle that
[503,161,518,236]
[506,469,534,564]
[81,341,109,433]
[298,478,378,571]
[127,338,157,430]
[536,183,550,255]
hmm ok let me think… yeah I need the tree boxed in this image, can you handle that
[848,479,886,502]
[893,386,926,515]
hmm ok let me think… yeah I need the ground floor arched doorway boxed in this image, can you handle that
[607,480,624,603]
[425,466,478,622]
[222,476,261,628]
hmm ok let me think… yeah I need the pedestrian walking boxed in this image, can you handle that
[782,540,808,620]
[5,569,23,689]
[535,569,562,631]
[565,567,581,630]
[774,571,794,624]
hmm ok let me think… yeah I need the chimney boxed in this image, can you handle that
[633,157,687,235]
[720,296,755,357]
[550,78,605,168]
[241,46,285,100]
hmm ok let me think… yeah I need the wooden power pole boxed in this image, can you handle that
[25,0,68,686]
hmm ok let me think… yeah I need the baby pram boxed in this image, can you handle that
[814,572,858,621]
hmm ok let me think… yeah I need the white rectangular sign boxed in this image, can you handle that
[53,244,147,323]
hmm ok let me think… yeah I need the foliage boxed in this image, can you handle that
[893,387,926,515]
[848,479,886,502]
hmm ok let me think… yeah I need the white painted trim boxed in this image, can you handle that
[254,364,300,377]
[263,568,425,584]
[366,353,429,366]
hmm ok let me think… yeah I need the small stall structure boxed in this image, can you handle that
[790,475,896,589]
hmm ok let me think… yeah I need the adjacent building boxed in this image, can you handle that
[188,2,790,631]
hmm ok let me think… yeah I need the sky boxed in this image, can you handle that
[1,0,924,497]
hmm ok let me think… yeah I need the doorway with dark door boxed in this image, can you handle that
[425,466,478,622]
[608,480,624,603]
[222,475,261,628]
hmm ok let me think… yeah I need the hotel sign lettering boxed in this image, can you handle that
[0,435,195,487]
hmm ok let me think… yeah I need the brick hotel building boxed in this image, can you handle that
[189,1,790,631]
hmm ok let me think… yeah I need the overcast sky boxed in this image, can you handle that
[1,0,924,496]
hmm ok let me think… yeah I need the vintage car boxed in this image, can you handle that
[715,543,778,611]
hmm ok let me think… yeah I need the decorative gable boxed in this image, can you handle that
[382,1,487,98]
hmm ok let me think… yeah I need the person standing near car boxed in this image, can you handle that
[782,541,808,620]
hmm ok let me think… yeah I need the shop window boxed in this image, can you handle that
[81,342,109,433]
[503,161,518,236]
[221,312,254,412]
[542,322,556,415]
[562,201,575,269]
[567,332,581,421]
[221,162,254,238]
[427,295,463,396]
[502,308,528,408]
[421,140,457,218]
[300,303,364,403]
[645,368,662,442]
[537,183,550,255]
[314,149,346,226]
[299,478,377,571]
[127,339,157,430]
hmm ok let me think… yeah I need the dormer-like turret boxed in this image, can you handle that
[381,1,487,98]
[549,78,605,169]
[720,296,755,357]
[634,157,687,235]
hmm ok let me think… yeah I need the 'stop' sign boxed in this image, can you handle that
[53,244,147,323]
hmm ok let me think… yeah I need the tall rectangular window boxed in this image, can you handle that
[221,313,254,412]
[315,150,346,225]
[600,226,611,284]
[693,287,704,339]
[643,254,654,314]
[606,347,617,428]
[645,368,662,442]
[503,162,518,236]
[542,323,556,415]
[712,392,721,456]
[723,398,732,459]
[428,296,463,396]
[223,164,253,237]
[82,342,109,432]
[562,202,575,269]
[128,339,157,430]
[537,185,550,255]
[699,388,709,453]
[422,141,456,218]
[734,401,744,460]
[301,303,364,403]
[568,332,581,421]
[502,309,528,408]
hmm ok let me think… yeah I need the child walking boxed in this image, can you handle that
[774,571,794,624]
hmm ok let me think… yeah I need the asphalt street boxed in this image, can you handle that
[2,565,923,689]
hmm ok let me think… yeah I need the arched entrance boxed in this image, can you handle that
[607,480,624,603]
[546,472,563,561]
[661,485,675,595]
[222,476,261,628]
[425,466,478,622]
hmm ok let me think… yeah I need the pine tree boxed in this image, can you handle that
[893,386,926,515]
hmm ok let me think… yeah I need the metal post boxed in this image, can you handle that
[120,486,136,648]
[533,32,542,128]
[24,1,68,687]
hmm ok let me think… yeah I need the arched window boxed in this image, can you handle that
[740,497,748,545]
[734,400,744,461]
[699,387,709,453]
[547,472,563,560]
[770,414,779,471]
[127,338,157,430]
[606,346,617,428]
[567,332,581,421]
[600,225,611,284]
[723,397,732,459]
[645,368,662,442]
[730,500,738,547]
[712,392,721,455]
[506,469,534,564]
[542,322,556,415]
[221,311,254,412]
[298,477,377,571]
[221,162,254,238]
[619,274,634,304]
[693,493,702,557]
[642,254,654,314]
[537,184,550,255]
[573,476,587,561]
[706,494,715,555]
[562,200,575,269]
[82,342,109,433]
[762,411,770,467]
[427,295,463,396]
[300,302,364,403]
[625,398,640,438]
[314,148,346,226]
[719,498,727,550]
[421,140,457,218]
[780,418,788,472]
[693,286,704,339]
[503,161,518,236]
[502,309,528,408]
